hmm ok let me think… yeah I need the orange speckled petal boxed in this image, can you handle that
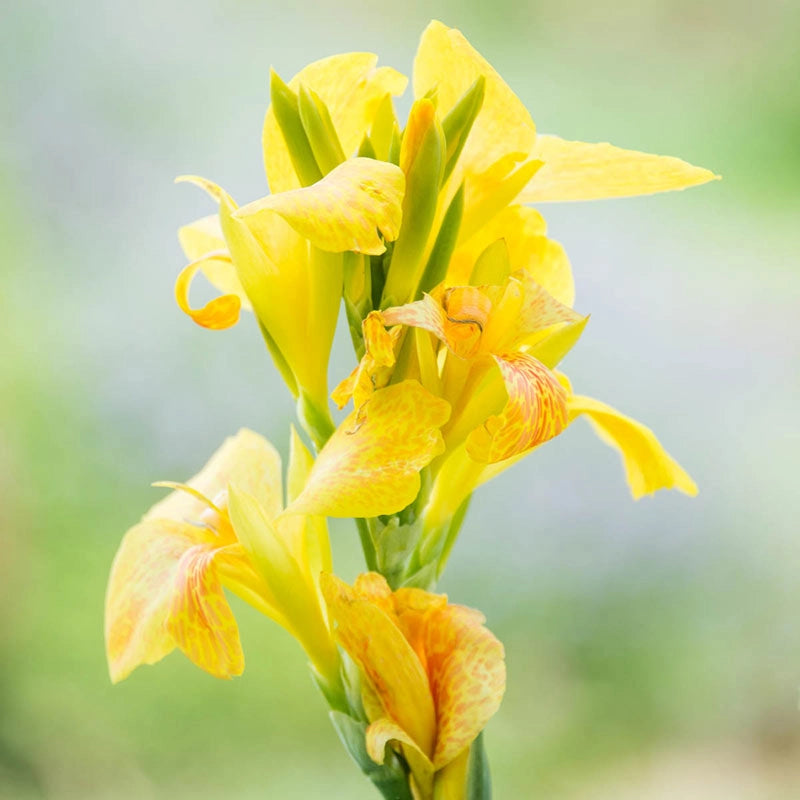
[174,253,242,330]
[568,393,698,498]
[237,158,405,255]
[263,53,407,194]
[382,294,448,343]
[466,352,568,463]
[363,312,396,368]
[105,519,210,683]
[424,604,506,769]
[289,381,450,518]
[165,543,244,679]
[322,573,437,758]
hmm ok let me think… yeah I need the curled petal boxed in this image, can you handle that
[236,158,405,255]
[289,381,450,518]
[568,392,698,498]
[174,253,242,330]
[521,135,720,203]
[467,352,567,463]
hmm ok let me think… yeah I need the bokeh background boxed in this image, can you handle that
[2,1,799,797]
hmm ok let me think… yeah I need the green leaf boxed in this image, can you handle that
[329,712,414,800]
[442,75,486,185]
[466,733,492,800]
[270,70,323,187]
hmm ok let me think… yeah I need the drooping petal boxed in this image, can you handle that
[174,253,242,330]
[422,604,506,768]
[413,21,535,179]
[263,53,407,194]
[236,158,405,256]
[467,353,568,463]
[288,381,450,518]
[165,542,245,679]
[322,573,437,759]
[568,392,698,498]
[366,717,435,799]
[521,135,720,203]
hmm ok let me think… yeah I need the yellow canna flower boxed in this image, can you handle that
[322,572,505,800]
[105,428,341,693]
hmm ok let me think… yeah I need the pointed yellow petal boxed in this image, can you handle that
[105,519,211,682]
[236,158,404,256]
[521,135,720,203]
[263,53,407,194]
[423,603,505,768]
[467,353,568,463]
[165,542,245,679]
[322,573,437,759]
[413,21,535,178]
[367,717,435,798]
[174,253,242,330]
[568,393,698,498]
[289,381,450,518]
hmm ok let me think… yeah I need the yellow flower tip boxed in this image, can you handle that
[400,98,438,175]
[174,174,228,204]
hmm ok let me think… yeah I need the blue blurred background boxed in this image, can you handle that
[2,1,799,797]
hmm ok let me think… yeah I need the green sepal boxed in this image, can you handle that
[398,560,438,592]
[387,123,402,166]
[441,75,486,185]
[297,390,335,451]
[297,84,346,175]
[466,733,492,800]
[269,70,323,187]
[528,314,589,369]
[370,93,399,161]
[382,105,445,307]
[343,252,372,358]
[375,518,423,586]
[469,239,511,287]
[416,183,465,298]
[329,712,414,800]
[358,134,377,159]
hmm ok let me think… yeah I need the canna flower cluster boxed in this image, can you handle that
[105,20,716,799]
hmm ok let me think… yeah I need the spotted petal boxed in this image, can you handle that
[521,135,719,203]
[467,352,568,463]
[568,392,698,498]
[289,381,450,518]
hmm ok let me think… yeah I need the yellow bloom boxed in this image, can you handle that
[322,572,505,799]
[105,428,340,689]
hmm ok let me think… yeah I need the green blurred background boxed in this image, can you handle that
[2,1,799,797]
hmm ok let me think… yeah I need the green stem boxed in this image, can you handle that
[355,518,379,572]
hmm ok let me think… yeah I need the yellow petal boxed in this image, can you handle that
[174,253,242,330]
[289,381,450,518]
[521,135,720,203]
[568,393,698,498]
[165,542,245,680]
[467,353,568,463]
[263,53,407,194]
[236,157,404,256]
[367,717,435,799]
[322,573,437,759]
[413,21,535,179]
[144,428,280,525]
[451,205,574,306]
[105,519,199,682]
[423,603,505,768]
[178,214,252,311]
